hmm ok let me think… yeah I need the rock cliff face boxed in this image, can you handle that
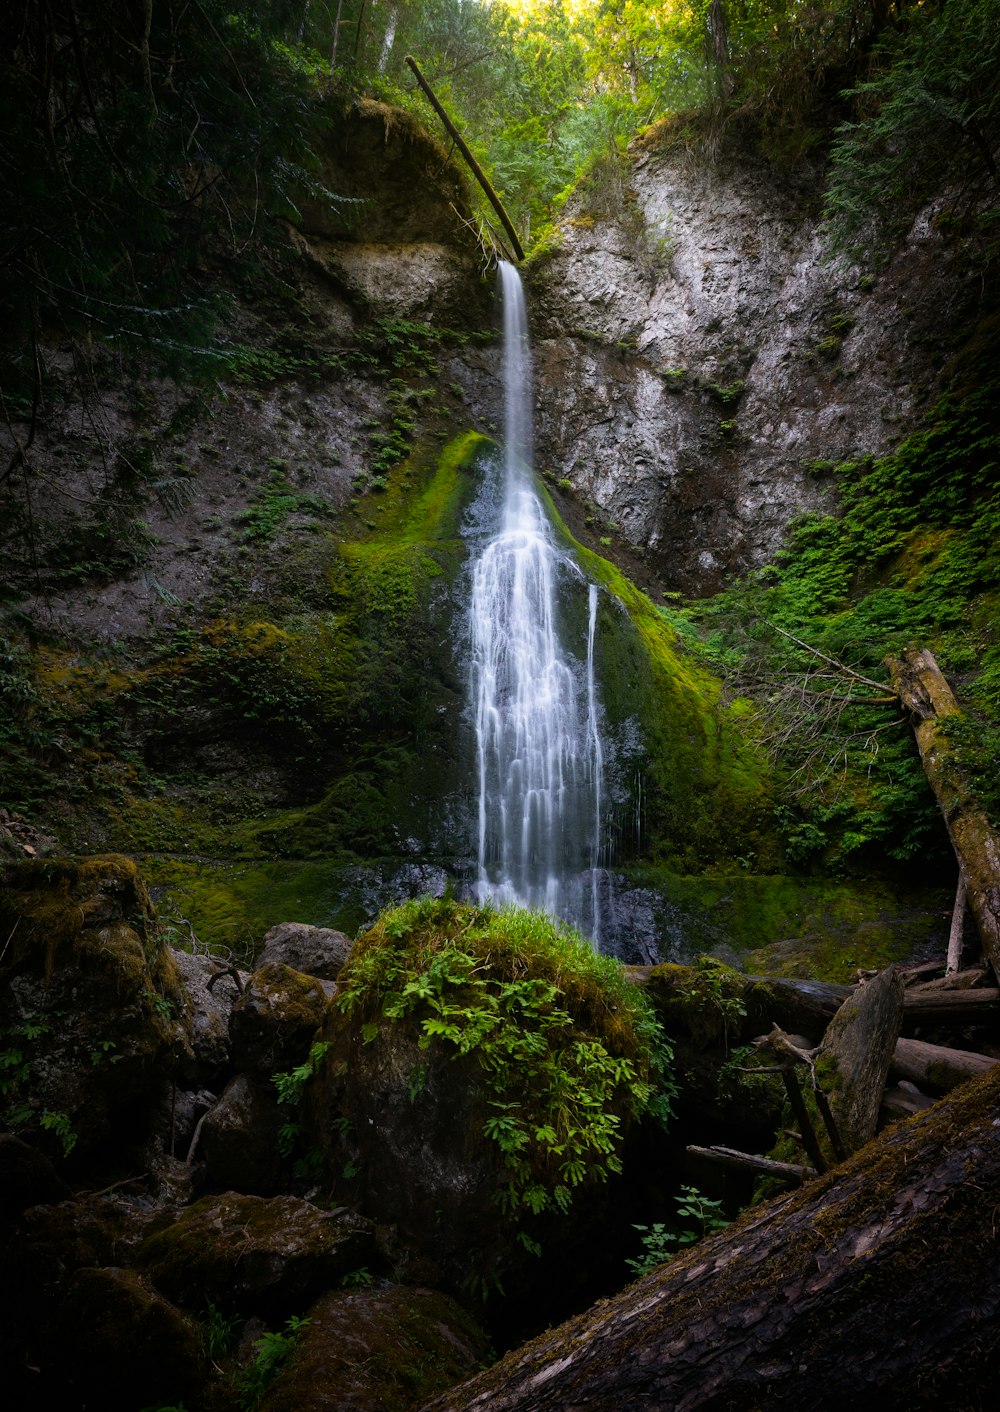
[529,131,977,594]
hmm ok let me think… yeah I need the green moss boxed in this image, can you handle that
[0,854,171,993]
[332,898,675,1219]
[535,482,779,869]
[620,865,947,981]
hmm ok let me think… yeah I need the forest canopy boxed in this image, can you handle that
[2,0,998,431]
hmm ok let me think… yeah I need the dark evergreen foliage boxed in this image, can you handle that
[0,0,326,446]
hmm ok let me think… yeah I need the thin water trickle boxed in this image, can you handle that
[469,261,606,937]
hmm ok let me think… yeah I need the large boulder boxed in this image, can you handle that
[259,1284,491,1412]
[305,899,670,1323]
[257,921,353,981]
[171,945,246,1078]
[0,856,184,1163]
[136,1192,378,1315]
[229,962,329,1076]
[54,1266,204,1411]
[199,1072,289,1195]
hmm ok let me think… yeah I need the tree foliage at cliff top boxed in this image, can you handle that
[4,0,996,434]
[0,0,332,426]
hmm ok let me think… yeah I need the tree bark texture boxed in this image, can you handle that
[889,646,1000,978]
[818,965,903,1154]
[423,1068,1000,1412]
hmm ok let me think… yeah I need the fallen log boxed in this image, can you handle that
[901,986,999,1026]
[743,976,853,1039]
[423,1067,1000,1411]
[889,647,1000,979]
[685,1144,815,1185]
[891,1036,999,1093]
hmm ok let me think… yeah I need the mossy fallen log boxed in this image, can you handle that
[423,1066,1000,1411]
[889,646,1000,979]
[891,1036,999,1093]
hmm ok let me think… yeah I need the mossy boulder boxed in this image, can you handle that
[0,855,184,1163]
[229,961,330,1076]
[306,899,673,1317]
[259,1283,492,1412]
[136,1192,378,1315]
[2,1187,203,1407]
[55,1265,205,1411]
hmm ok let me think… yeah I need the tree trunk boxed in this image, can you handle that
[404,55,524,262]
[889,646,1000,978]
[901,986,999,1026]
[423,1068,1000,1411]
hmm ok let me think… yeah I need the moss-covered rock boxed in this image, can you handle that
[0,855,184,1163]
[229,962,330,1076]
[57,1265,205,1411]
[259,1283,492,1412]
[306,899,674,1320]
[136,1192,378,1315]
[6,1192,161,1328]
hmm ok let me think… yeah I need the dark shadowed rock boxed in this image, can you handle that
[0,1134,71,1240]
[57,1266,204,1411]
[199,1072,288,1195]
[229,962,329,1076]
[258,921,354,981]
[137,1192,378,1314]
[260,1283,491,1412]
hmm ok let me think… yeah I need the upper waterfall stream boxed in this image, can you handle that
[469,261,607,940]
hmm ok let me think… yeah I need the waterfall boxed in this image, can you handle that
[469,261,606,938]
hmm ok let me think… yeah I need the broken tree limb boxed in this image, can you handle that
[685,1145,815,1185]
[818,964,904,1155]
[422,1067,1000,1412]
[405,55,525,262]
[891,1036,999,1093]
[947,870,968,973]
[889,646,1000,978]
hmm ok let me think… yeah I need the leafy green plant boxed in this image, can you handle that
[337,898,674,1224]
[200,1301,240,1366]
[273,1041,331,1162]
[1,1016,78,1157]
[676,957,747,1051]
[626,1185,729,1277]
[237,1315,310,1410]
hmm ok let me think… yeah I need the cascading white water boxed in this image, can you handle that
[470,261,606,937]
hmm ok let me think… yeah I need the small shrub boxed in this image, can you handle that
[625,1185,729,1276]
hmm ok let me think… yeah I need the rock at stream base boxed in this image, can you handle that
[259,1283,491,1412]
[257,921,354,980]
[137,1192,378,1315]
